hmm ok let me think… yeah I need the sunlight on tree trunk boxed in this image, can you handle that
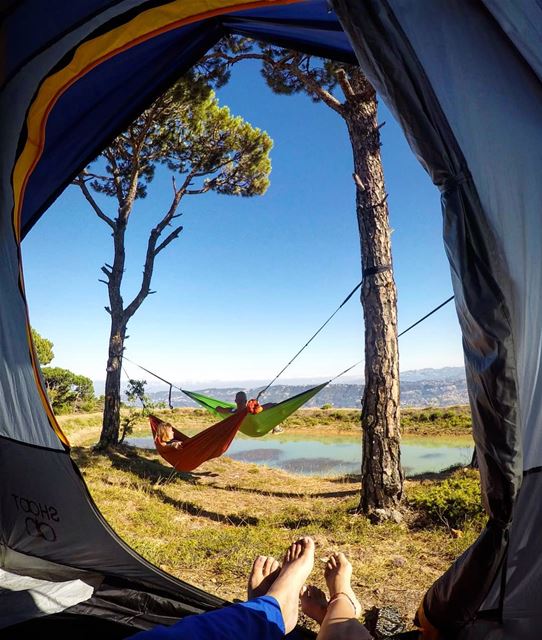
[345,81,402,521]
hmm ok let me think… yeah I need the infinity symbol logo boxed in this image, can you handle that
[25,516,57,541]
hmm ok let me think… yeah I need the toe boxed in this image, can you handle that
[263,556,274,576]
[252,555,265,573]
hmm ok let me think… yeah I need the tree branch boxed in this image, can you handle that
[123,182,185,322]
[154,224,183,256]
[336,68,356,101]
[74,175,115,228]
[103,149,125,206]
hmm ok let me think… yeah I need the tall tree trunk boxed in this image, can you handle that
[98,323,126,449]
[97,218,127,450]
[346,82,402,521]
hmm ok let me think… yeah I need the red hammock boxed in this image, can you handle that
[148,411,248,472]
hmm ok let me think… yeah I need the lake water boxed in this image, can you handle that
[127,431,473,477]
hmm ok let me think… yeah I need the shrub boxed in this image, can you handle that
[408,469,485,529]
[321,403,333,410]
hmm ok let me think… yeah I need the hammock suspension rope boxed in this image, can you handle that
[123,290,455,400]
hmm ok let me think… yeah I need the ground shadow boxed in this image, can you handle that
[150,489,259,527]
[73,445,218,486]
[208,483,358,499]
[74,445,259,527]
[408,463,465,482]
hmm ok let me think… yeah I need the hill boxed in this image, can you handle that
[145,371,468,409]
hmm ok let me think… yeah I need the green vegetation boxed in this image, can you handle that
[401,406,472,437]
[408,468,484,529]
[61,408,481,630]
[32,328,99,413]
[32,327,54,365]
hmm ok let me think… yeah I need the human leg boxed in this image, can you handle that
[316,552,372,640]
[300,584,328,625]
[266,536,315,634]
[128,538,314,639]
[248,555,281,599]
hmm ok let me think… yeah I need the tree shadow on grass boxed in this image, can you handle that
[408,463,465,482]
[73,445,259,527]
[207,483,358,500]
[150,490,260,527]
[72,444,218,486]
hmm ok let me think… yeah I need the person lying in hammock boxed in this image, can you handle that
[129,536,373,639]
[215,391,276,416]
[154,420,188,450]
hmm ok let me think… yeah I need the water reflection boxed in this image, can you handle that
[280,458,358,474]
[230,448,283,462]
[128,431,473,477]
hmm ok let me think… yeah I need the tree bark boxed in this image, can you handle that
[344,73,402,520]
[97,217,128,450]
[98,323,126,448]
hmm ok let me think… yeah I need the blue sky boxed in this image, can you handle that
[22,60,463,388]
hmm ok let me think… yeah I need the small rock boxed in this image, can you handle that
[451,528,463,538]
[364,606,406,639]
[392,555,406,567]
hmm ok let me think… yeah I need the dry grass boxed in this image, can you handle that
[69,424,483,632]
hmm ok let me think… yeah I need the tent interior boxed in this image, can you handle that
[1,1,541,638]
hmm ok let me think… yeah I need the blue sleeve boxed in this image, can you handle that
[128,595,286,640]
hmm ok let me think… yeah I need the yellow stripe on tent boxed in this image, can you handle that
[12,0,300,240]
[10,0,300,445]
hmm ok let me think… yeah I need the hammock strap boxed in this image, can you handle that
[123,356,177,409]
[326,295,456,382]
[124,295,455,402]
[256,280,362,400]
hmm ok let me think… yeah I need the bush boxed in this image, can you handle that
[408,469,485,529]
[321,403,333,410]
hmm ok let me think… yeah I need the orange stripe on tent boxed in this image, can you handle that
[9,0,299,446]
[12,0,301,239]
[149,412,246,472]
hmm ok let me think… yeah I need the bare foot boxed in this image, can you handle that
[324,552,361,618]
[266,537,315,633]
[247,555,280,599]
[300,584,328,624]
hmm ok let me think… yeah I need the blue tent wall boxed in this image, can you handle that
[2,0,542,637]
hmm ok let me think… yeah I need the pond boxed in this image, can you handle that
[127,431,474,477]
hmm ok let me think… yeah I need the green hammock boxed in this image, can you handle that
[182,383,328,437]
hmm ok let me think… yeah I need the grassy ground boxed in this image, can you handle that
[62,408,482,633]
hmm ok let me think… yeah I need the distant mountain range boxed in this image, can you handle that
[95,366,468,408]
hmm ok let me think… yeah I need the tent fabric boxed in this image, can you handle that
[2,0,542,637]
[0,567,96,629]
[5,0,354,239]
[182,383,328,436]
[1,1,359,631]
[148,411,247,471]
[0,438,226,632]
[331,0,541,637]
